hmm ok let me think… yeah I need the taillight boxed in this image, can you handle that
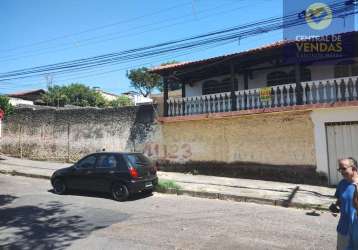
[129,166,138,178]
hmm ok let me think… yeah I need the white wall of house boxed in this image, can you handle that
[311,107,358,180]
[184,57,358,97]
[185,81,203,96]
[9,97,34,106]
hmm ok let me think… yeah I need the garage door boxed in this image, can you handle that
[326,121,358,185]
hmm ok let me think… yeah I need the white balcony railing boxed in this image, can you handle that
[167,76,358,116]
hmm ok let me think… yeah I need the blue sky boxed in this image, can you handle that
[0,0,355,95]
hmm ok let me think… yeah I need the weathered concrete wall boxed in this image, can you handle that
[1,105,324,184]
[1,105,157,161]
[142,111,315,165]
[139,111,324,184]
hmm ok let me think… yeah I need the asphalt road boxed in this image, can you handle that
[0,174,337,250]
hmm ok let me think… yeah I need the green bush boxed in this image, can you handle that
[154,179,181,193]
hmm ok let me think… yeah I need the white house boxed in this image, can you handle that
[150,31,358,185]
[122,91,153,106]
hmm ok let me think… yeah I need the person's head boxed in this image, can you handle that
[338,157,358,181]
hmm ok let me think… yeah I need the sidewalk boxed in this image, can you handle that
[0,155,336,211]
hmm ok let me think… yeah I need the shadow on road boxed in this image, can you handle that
[0,195,17,206]
[0,200,129,250]
[48,189,153,202]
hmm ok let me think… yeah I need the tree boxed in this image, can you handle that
[41,83,107,108]
[126,61,181,97]
[126,67,162,97]
[62,83,107,107]
[0,95,14,117]
[41,85,68,107]
[108,96,134,107]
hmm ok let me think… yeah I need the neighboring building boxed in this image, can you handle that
[150,90,181,116]
[8,97,34,106]
[93,87,118,101]
[122,91,153,106]
[150,31,358,185]
[7,89,46,104]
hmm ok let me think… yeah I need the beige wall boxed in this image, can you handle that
[141,111,316,166]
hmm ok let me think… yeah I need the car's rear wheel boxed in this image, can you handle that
[111,183,129,201]
[53,178,66,195]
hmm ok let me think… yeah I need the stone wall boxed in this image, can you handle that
[0,105,157,161]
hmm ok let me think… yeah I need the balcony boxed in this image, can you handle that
[166,76,358,117]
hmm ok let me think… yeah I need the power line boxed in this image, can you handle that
[0,1,355,82]
[0,1,256,63]
[0,1,193,54]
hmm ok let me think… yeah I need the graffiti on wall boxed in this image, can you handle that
[142,143,192,161]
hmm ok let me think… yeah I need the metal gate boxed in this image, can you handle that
[326,121,358,185]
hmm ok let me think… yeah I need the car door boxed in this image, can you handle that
[67,154,98,191]
[93,154,122,192]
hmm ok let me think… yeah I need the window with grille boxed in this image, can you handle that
[267,69,311,86]
[267,71,289,86]
[288,68,312,82]
[334,60,358,78]
[202,78,236,95]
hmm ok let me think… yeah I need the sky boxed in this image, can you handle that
[0,0,356,95]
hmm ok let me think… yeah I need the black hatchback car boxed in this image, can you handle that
[51,152,158,201]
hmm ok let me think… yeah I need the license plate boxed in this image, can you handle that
[145,182,153,188]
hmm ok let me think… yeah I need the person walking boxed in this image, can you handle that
[346,181,358,250]
[334,157,358,250]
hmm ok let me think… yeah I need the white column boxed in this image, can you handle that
[291,84,297,105]
[336,80,342,101]
[279,86,284,106]
[315,81,321,103]
[235,91,240,110]
[245,90,251,109]
[353,77,358,100]
[344,78,350,101]
[301,82,307,104]
[286,85,291,106]
[308,83,314,104]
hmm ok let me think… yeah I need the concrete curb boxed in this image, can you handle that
[0,170,329,211]
[0,170,50,180]
[156,188,330,211]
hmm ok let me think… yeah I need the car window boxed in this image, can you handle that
[126,154,151,169]
[97,155,117,168]
[76,155,97,169]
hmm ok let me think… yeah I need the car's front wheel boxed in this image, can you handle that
[53,178,66,195]
[111,183,129,201]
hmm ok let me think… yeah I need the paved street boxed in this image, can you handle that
[0,174,337,250]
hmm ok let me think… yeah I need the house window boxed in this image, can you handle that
[288,68,312,83]
[202,78,234,95]
[334,60,358,78]
[267,69,311,86]
[267,71,289,86]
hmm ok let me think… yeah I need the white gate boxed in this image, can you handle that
[326,122,358,185]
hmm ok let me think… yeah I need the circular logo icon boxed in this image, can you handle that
[305,2,333,30]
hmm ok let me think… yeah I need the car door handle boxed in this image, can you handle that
[85,171,93,174]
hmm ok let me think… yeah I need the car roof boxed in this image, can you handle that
[91,152,144,155]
